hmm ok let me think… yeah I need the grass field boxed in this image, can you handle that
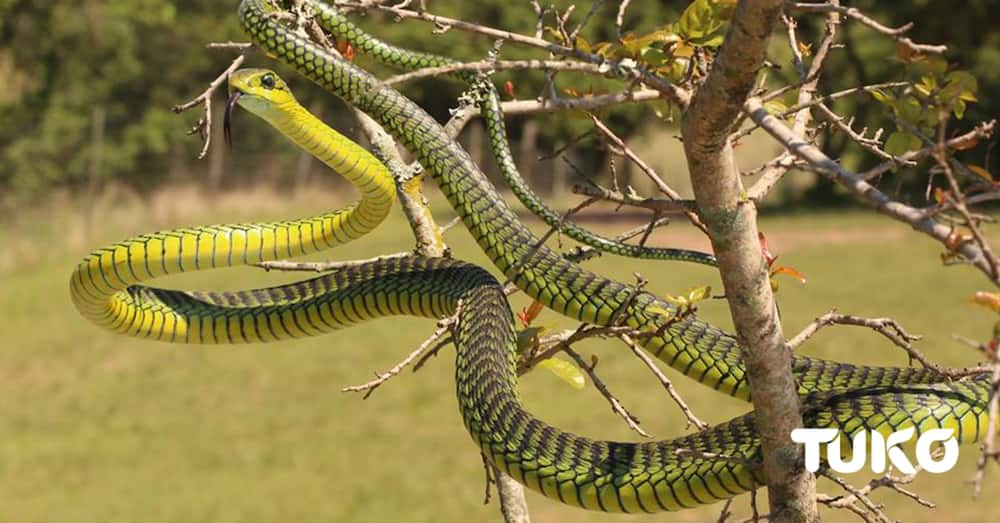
[2,184,998,522]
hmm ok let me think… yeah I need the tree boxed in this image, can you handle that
[168,1,999,522]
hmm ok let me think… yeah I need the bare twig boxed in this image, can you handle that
[747,97,1000,286]
[567,0,603,44]
[620,333,708,430]
[572,182,697,213]
[172,50,249,159]
[818,463,935,522]
[588,113,709,234]
[615,0,633,40]
[256,252,410,272]
[932,117,1000,280]
[861,120,996,182]
[746,3,841,201]
[564,216,673,263]
[972,343,1000,497]
[562,345,651,437]
[788,311,988,378]
[337,0,691,105]
[342,310,459,398]
[501,88,664,115]
[206,41,253,49]
[385,59,606,85]
[786,2,948,54]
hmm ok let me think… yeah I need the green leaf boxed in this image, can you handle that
[884,131,922,156]
[895,95,923,125]
[664,294,690,307]
[537,358,586,390]
[914,75,936,97]
[646,305,676,321]
[675,0,728,47]
[620,29,681,57]
[912,54,948,75]
[641,47,668,66]
[686,285,712,303]
[763,100,788,115]
[870,89,894,106]
[945,70,979,102]
[516,326,547,353]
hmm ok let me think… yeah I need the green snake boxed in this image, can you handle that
[68,0,994,513]
[70,68,396,341]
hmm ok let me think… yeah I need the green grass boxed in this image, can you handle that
[1,185,998,522]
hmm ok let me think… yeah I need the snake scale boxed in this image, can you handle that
[68,0,993,513]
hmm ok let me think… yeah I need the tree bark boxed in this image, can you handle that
[682,1,818,522]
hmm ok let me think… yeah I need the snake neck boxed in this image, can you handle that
[263,102,396,208]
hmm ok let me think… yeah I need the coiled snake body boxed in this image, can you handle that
[69,0,994,513]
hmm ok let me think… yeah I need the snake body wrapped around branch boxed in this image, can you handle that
[302,0,717,266]
[68,0,994,514]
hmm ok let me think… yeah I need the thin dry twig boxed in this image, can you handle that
[572,182,697,214]
[337,0,691,105]
[746,97,1000,285]
[786,1,947,54]
[620,333,708,430]
[255,252,410,272]
[862,120,996,182]
[818,464,935,522]
[932,116,1000,280]
[745,3,840,200]
[588,113,708,234]
[971,341,1000,497]
[342,307,460,398]
[172,50,249,159]
[615,0,633,40]
[206,41,253,49]
[384,58,606,85]
[786,311,986,377]
[562,345,651,437]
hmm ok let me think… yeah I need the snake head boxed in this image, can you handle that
[225,68,298,147]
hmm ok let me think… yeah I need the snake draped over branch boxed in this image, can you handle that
[69,0,994,514]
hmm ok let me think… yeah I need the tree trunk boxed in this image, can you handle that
[682,1,819,522]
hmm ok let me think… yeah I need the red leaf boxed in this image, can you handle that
[933,187,949,205]
[517,300,545,327]
[337,40,355,62]
[945,228,973,251]
[758,232,777,267]
[970,291,1000,314]
[503,80,515,98]
[771,265,807,285]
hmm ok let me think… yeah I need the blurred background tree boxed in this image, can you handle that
[1,0,996,210]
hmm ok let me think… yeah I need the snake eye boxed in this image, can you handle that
[261,74,276,89]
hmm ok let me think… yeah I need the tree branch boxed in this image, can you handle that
[172,49,249,159]
[746,97,1000,286]
[337,0,691,105]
